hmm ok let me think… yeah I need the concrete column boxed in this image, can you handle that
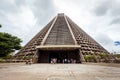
[33,49,39,63]
[78,49,85,63]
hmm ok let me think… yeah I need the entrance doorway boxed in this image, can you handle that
[37,49,80,63]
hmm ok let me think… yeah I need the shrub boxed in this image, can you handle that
[99,53,109,59]
[114,54,120,58]
[84,55,97,62]
[0,58,6,63]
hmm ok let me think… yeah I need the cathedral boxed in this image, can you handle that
[15,13,109,63]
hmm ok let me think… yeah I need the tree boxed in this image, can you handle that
[0,24,2,28]
[84,54,97,62]
[114,54,120,58]
[0,32,22,58]
[99,53,109,59]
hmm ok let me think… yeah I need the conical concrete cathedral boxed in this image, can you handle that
[15,13,109,63]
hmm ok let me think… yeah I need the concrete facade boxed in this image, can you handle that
[15,13,109,63]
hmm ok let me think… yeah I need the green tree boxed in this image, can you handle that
[114,54,120,58]
[0,24,2,28]
[99,53,109,59]
[84,54,97,62]
[0,32,22,58]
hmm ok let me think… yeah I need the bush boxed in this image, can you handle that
[113,59,120,63]
[0,58,6,63]
[99,53,109,59]
[114,54,120,58]
[84,55,97,62]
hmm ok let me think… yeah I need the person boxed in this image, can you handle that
[71,59,73,63]
[73,59,76,63]
[68,59,70,63]
[29,59,33,64]
[51,58,53,64]
[64,58,67,63]
[63,59,64,63]
[53,58,57,64]
[25,59,29,64]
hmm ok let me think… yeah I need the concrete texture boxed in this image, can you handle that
[0,63,120,80]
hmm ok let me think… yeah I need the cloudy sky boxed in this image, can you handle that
[0,0,120,53]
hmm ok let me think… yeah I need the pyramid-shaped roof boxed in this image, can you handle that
[42,13,76,45]
[15,13,109,59]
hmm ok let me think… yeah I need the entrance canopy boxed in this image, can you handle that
[36,45,81,50]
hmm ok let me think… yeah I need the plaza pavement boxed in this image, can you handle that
[0,63,120,80]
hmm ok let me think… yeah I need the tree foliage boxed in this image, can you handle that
[84,54,97,62]
[0,32,22,57]
[99,53,109,59]
[0,24,1,28]
[114,54,120,58]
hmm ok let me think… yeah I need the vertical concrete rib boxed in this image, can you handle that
[64,15,77,45]
[41,16,58,45]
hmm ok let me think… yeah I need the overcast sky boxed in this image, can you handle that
[0,0,120,53]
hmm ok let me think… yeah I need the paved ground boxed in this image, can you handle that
[0,63,120,80]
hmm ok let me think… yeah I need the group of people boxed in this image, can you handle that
[51,58,77,64]
[25,58,77,64]
[63,58,76,63]
[51,58,57,64]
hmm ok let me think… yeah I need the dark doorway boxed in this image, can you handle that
[37,49,80,63]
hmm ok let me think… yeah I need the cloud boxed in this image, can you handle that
[94,0,111,16]
[114,41,120,46]
[94,0,120,25]
[110,1,120,17]
[0,0,57,45]
[0,0,18,13]
[0,0,120,53]
[29,0,57,25]
[95,33,120,52]
[110,18,120,24]
[91,0,120,52]
[93,0,120,17]
[95,33,113,46]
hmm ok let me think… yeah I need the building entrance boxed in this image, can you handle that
[37,49,80,63]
